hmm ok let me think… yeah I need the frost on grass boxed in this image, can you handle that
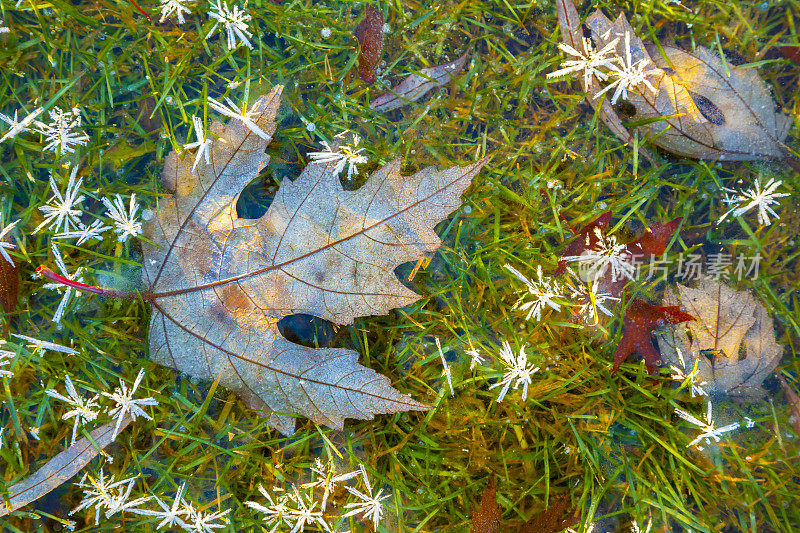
[0,341,15,377]
[10,333,78,355]
[307,131,368,180]
[0,217,20,265]
[159,0,192,23]
[245,459,389,531]
[718,177,791,227]
[55,219,111,245]
[674,400,741,450]
[183,115,212,174]
[45,374,101,444]
[207,95,270,139]
[246,484,330,532]
[102,193,143,243]
[564,269,620,325]
[0,106,44,144]
[206,0,254,50]
[547,29,659,105]
[41,242,84,323]
[128,481,232,532]
[667,348,708,398]
[33,166,86,234]
[465,346,486,370]
[135,482,190,530]
[504,263,563,321]
[435,337,454,396]
[489,341,539,402]
[594,31,659,105]
[33,106,89,154]
[342,465,390,530]
[300,457,360,511]
[102,368,159,440]
[561,226,636,283]
[546,36,619,91]
[70,469,151,525]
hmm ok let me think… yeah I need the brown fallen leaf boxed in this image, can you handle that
[370,51,469,112]
[585,11,792,160]
[355,5,383,85]
[139,85,487,435]
[471,477,501,533]
[778,375,800,438]
[0,239,18,318]
[0,415,131,517]
[658,278,783,399]
[518,494,579,533]
[554,0,654,164]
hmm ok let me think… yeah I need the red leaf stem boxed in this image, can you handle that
[36,266,138,300]
[129,0,152,21]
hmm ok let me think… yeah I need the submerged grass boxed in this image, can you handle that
[0,0,799,531]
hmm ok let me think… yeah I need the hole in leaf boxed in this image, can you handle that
[722,48,748,66]
[688,91,726,125]
[738,346,748,361]
[393,261,424,293]
[236,176,274,219]
[277,314,337,348]
[616,99,637,118]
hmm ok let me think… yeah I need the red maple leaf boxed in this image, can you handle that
[613,298,695,374]
[355,5,383,85]
[554,213,690,373]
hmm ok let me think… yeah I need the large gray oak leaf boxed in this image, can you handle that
[142,85,487,435]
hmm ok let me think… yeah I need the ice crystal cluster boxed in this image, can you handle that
[547,31,660,104]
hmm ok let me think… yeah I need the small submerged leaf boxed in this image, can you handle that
[585,10,792,160]
[518,495,579,533]
[136,96,162,133]
[0,240,18,320]
[778,46,800,65]
[370,51,469,112]
[0,415,131,517]
[355,5,383,85]
[778,375,800,438]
